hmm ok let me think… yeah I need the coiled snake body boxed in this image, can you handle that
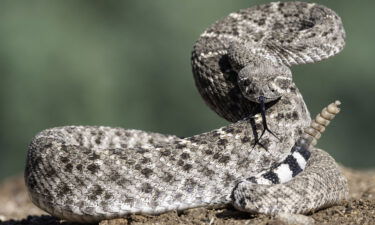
[25,2,348,222]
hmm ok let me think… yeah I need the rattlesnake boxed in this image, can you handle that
[25,1,348,223]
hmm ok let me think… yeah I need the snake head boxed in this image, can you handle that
[237,61,292,104]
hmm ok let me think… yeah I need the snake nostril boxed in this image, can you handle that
[248,89,254,94]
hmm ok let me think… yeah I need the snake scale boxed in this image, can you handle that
[25,1,349,223]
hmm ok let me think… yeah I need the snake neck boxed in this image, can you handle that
[186,82,311,172]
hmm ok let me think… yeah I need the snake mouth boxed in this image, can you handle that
[258,95,274,102]
[249,94,280,104]
[258,95,281,106]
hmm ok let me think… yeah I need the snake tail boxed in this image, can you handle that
[232,100,348,215]
[245,100,342,185]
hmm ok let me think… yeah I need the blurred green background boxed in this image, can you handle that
[0,0,374,181]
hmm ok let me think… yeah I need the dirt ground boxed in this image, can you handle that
[0,168,374,225]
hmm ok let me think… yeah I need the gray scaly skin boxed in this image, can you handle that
[25,1,348,223]
[192,1,345,122]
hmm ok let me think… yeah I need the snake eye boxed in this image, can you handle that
[242,79,251,86]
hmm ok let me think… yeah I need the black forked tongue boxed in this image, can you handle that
[253,96,280,148]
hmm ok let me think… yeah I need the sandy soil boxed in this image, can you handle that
[0,168,374,225]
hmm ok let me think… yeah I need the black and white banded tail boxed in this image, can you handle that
[248,100,341,185]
